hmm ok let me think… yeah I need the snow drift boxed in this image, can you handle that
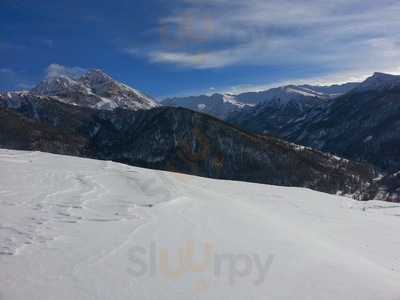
[0,150,399,299]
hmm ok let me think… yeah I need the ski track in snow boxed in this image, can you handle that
[1,149,400,299]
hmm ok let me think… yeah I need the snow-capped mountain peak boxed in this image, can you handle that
[30,69,158,111]
[79,69,114,86]
[86,68,111,79]
[248,85,329,109]
[31,75,84,95]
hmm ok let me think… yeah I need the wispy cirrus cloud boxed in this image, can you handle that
[148,49,238,69]
[127,0,400,78]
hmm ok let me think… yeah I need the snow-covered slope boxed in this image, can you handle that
[1,150,400,299]
[31,69,158,111]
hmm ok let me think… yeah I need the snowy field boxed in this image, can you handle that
[0,149,400,300]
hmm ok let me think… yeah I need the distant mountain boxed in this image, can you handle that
[352,72,400,93]
[230,72,400,173]
[226,85,330,135]
[226,83,358,135]
[31,69,158,111]
[235,83,358,104]
[0,92,376,196]
[163,82,358,120]
[297,82,360,97]
[162,93,255,119]
[280,72,400,172]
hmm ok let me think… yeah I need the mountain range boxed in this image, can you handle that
[1,69,400,201]
[229,73,400,172]
[162,93,256,120]
[162,82,358,119]
[0,91,375,196]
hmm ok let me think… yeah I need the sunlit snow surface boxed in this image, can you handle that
[1,149,400,300]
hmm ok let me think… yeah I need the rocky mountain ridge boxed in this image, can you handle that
[30,69,158,111]
[162,82,358,119]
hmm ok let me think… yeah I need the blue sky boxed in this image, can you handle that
[1,0,400,99]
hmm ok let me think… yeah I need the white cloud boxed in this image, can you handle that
[46,64,86,79]
[149,49,238,69]
[132,0,400,77]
